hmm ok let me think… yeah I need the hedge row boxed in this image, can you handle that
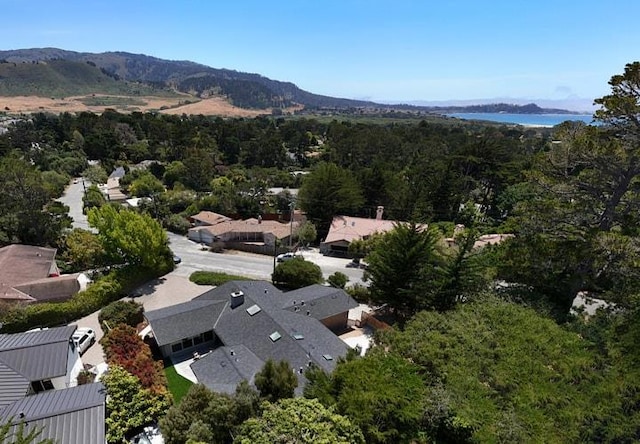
[0,266,161,333]
[189,270,252,286]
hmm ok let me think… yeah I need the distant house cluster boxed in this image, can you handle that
[0,244,88,304]
[144,280,358,394]
[0,326,105,444]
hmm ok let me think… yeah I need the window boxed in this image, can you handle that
[203,331,214,342]
[171,343,183,353]
[182,338,193,349]
[246,304,261,316]
[31,379,54,393]
[194,335,203,345]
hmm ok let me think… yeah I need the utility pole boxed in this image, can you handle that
[289,200,295,248]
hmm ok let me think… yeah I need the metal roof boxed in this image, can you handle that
[0,326,76,382]
[0,325,76,351]
[0,382,106,444]
[0,361,29,409]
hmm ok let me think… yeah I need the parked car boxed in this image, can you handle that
[277,252,301,262]
[72,327,96,355]
[346,258,361,268]
[173,255,182,264]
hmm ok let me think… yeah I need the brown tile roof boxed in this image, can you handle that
[0,245,79,303]
[190,211,232,226]
[0,245,57,288]
[324,216,398,244]
[193,219,298,240]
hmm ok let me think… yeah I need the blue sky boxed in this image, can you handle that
[1,0,638,108]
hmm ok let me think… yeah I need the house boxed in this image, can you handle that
[144,281,358,394]
[0,326,84,406]
[101,166,127,202]
[320,207,398,255]
[0,244,87,304]
[0,326,106,444]
[188,210,232,227]
[188,217,299,253]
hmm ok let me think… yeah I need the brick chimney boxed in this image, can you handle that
[376,206,384,221]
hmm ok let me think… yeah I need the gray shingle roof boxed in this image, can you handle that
[282,285,359,320]
[147,280,355,392]
[191,345,264,394]
[196,281,351,371]
[0,382,106,444]
[145,300,226,347]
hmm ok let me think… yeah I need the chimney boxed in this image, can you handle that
[230,291,244,308]
[376,206,384,220]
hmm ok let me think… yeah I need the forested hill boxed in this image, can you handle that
[0,48,375,109]
[0,48,579,114]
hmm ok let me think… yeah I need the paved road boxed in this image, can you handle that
[167,232,365,284]
[57,178,93,231]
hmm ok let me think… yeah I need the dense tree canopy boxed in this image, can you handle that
[379,298,637,442]
[102,365,171,444]
[297,162,364,232]
[87,205,172,272]
[499,62,640,314]
[234,398,365,444]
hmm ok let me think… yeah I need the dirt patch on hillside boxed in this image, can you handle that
[0,94,281,117]
[159,97,268,117]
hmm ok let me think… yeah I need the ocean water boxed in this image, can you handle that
[446,113,594,127]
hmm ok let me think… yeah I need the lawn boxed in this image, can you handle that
[164,363,193,404]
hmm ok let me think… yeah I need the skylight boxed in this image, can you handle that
[322,354,333,361]
[246,304,261,316]
[269,331,281,342]
[293,333,304,340]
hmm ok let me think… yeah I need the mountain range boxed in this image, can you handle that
[0,48,583,115]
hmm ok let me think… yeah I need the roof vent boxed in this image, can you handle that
[230,291,244,308]
[230,349,235,356]
[246,304,261,316]
[306,310,311,316]
[269,331,282,342]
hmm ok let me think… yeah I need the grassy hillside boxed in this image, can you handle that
[0,59,178,98]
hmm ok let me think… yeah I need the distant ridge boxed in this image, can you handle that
[0,47,581,114]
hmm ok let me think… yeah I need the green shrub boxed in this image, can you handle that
[163,214,191,235]
[327,271,349,289]
[346,283,371,303]
[99,300,144,332]
[272,258,323,290]
[189,271,251,286]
